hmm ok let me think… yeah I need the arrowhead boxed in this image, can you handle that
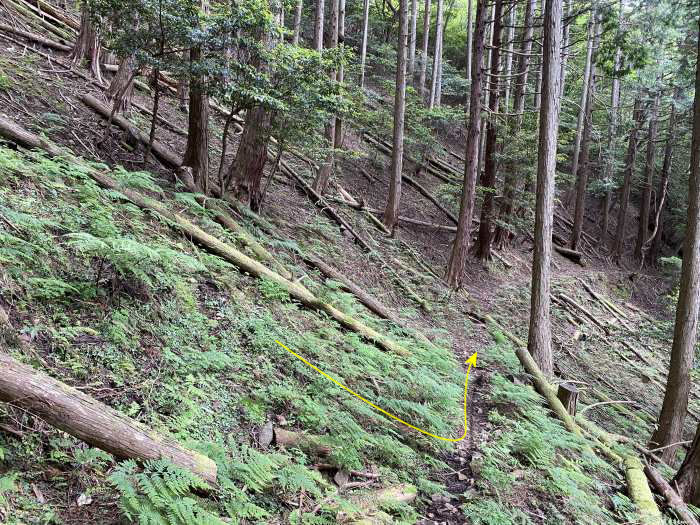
[465,352,478,367]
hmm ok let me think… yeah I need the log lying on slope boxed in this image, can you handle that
[0,352,217,484]
[0,23,71,51]
[644,462,700,525]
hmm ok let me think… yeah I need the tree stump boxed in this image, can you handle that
[557,383,579,416]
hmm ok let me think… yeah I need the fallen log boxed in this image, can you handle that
[0,22,71,51]
[625,456,664,525]
[361,209,457,232]
[402,172,458,225]
[274,428,331,456]
[0,352,217,484]
[5,0,74,41]
[644,462,700,525]
[0,115,63,156]
[554,245,585,266]
[30,0,80,30]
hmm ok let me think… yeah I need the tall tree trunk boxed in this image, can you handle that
[475,0,503,261]
[558,0,571,92]
[382,0,409,231]
[651,32,700,463]
[182,46,210,194]
[445,0,486,288]
[650,96,679,263]
[491,0,535,247]
[106,56,135,113]
[230,106,273,211]
[502,1,515,111]
[70,4,102,83]
[528,0,562,377]
[570,35,598,251]
[674,423,700,506]
[314,0,325,51]
[360,0,370,87]
[418,0,431,95]
[465,0,473,88]
[334,0,346,147]
[635,93,660,262]
[567,17,595,206]
[312,0,339,195]
[612,98,644,262]
[428,0,444,108]
[292,0,303,44]
[600,27,621,246]
[408,0,418,80]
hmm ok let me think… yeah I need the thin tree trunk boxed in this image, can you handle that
[314,0,325,52]
[428,0,444,108]
[70,5,102,83]
[567,17,595,206]
[650,96,679,263]
[635,93,660,262]
[418,0,431,95]
[600,29,621,246]
[360,0,370,87]
[144,68,160,162]
[408,0,418,80]
[570,36,598,251]
[292,0,303,44]
[182,46,210,194]
[382,0,409,231]
[106,56,135,113]
[435,28,443,106]
[502,1,515,111]
[558,0,571,92]
[334,0,346,148]
[475,0,503,261]
[612,98,644,261]
[650,39,700,462]
[491,0,534,247]
[312,0,339,195]
[528,0,562,377]
[465,0,473,88]
[444,0,486,288]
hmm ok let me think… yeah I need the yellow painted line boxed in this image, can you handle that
[275,339,477,442]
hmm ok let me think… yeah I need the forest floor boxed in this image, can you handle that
[0,24,695,525]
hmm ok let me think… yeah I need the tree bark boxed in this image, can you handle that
[0,352,217,484]
[502,1,515,111]
[106,55,136,113]
[292,0,303,44]
[418,0,431,95]
[230,106,272,211]
[360,0,370,87]
[428,0,444,108]
[674,424,700,507]
[182,45,210,194]
[570,51,596,251]
[314,0,325,51]
[558,0,571,92]
[70,4,102,83]
[613,98,645,261]
[650,32,700,463]
[408,0,418,80]
[444,0,486,288]
[635,93,660,262]
[382,0,409,231]
[491,0,535,247]
[646,462,700,525]
[465,0,473,89]
[475,0,503,261]
[334,0,346,148]
[527,0,562,377]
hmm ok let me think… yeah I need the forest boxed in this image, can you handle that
[0,0,698,522]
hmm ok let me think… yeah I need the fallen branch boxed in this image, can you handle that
[644,462,700,525]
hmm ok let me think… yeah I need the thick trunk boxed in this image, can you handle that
[382,0,409,231]
[475,0,503,261]
[528,0,562,377]
[0,352,217,484]
[570,57,596,250]
[612,98,644,261]
[408,0,418,79]
[444,0,486,288]
[650,33,700,462]
[292,0,303,44]
[650,97,678,263]
[182,46,210,193]
[428,0,444,108]
[567,17,595,206]
[106,56,135,113]
[491,0,535,247]
[70,5,102,83]
[314,0,325,52]
[635,94,660,262]
[674,424,700,506]
[230,106,272,211]
[360,0,370,86]
[312,0,340,195]
[418,0,431,95]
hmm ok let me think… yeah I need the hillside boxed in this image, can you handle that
[0,0,699,524]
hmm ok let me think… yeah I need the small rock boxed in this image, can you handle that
[334,470,350,488]
[76,493,92,506]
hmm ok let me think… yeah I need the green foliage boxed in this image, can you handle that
[257,277,290,302]
[0,473,17,506]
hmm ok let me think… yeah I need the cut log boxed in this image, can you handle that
[0,352,217,484]
[274,428,331,456]
[644,462,700,525]
[557,383,579,416]
[0,23,71,51]
[0,115,63,156]
[303,256,398,322]
[554,245,585,266]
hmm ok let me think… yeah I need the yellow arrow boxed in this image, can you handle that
[275,339,476,442]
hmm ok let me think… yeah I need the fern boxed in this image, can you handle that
[230,446,284,493]
[0,473,17,506]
